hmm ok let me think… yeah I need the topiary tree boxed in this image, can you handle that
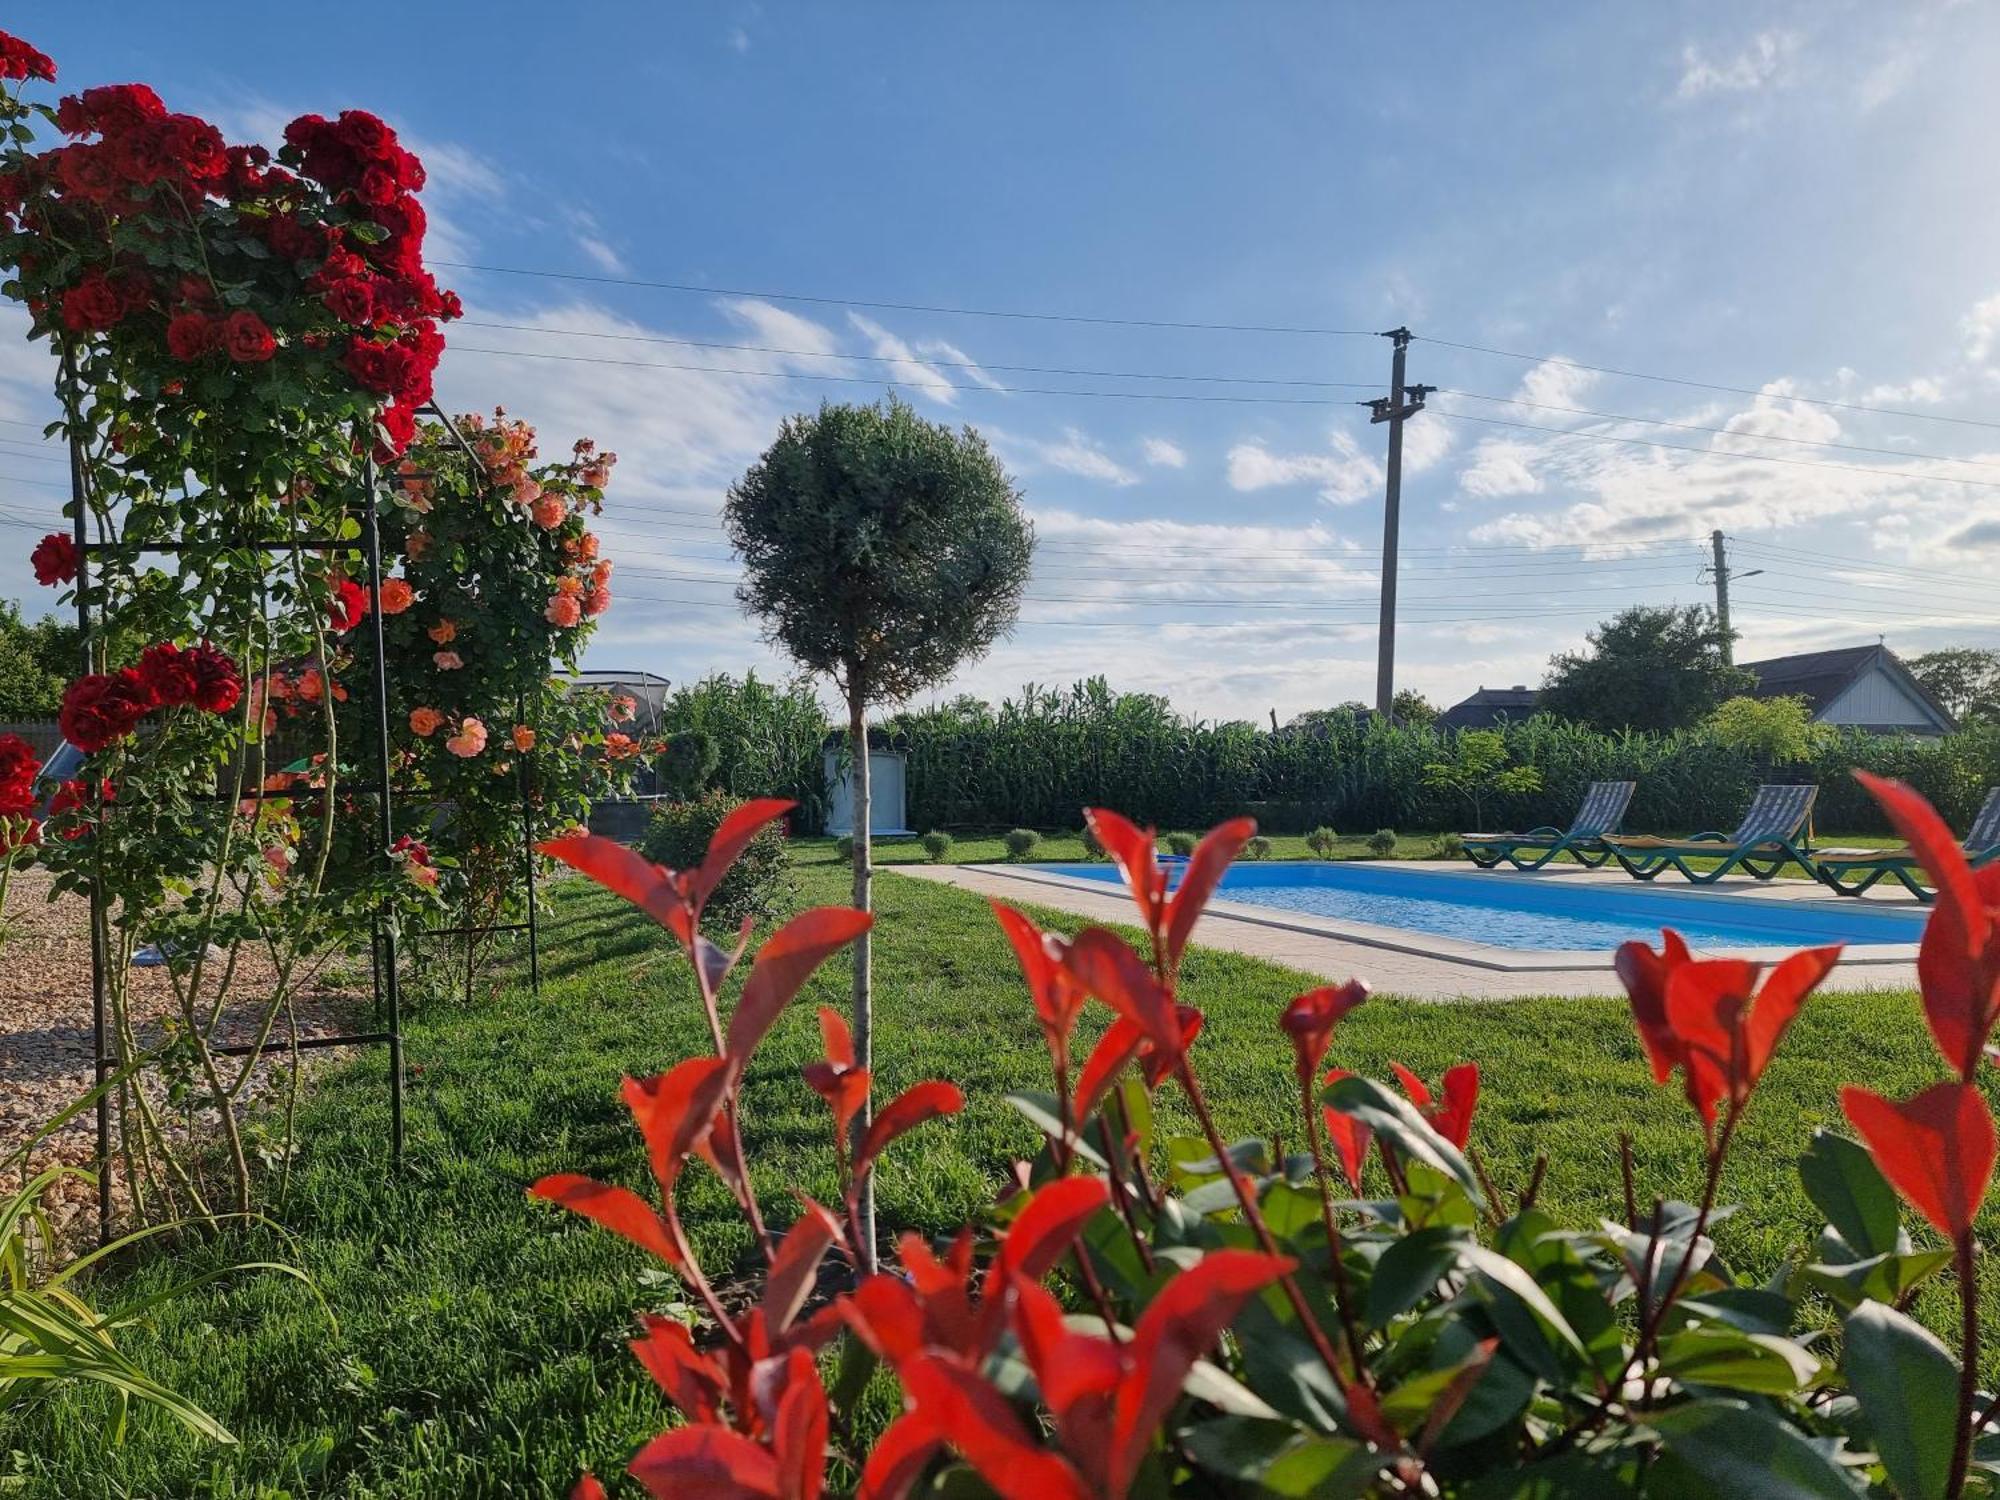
[726,398,1032,1263]
[1305,825,1339,858]
[920,829,952,862]
[1003,827,1039,859]
[1367,827,1398,857]
[657,726,720,799]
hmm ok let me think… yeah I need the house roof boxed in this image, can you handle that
[1739,644,1957,733]
[1438,685,1540,731]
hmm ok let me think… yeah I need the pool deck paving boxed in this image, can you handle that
[889,859,1924,1001]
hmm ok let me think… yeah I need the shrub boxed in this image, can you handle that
[1080,824,1105,859]
[1002,827,1040,859]
[1243,833,1272,859]
[541,782,2000,1500]
[1305,824,1339,857]
[1429,830,1465,860]
[656,727,720,799]
[833,834,854,862]
[640,790,795,930]
[1165,831,1197,856]
[920,829,953,862]
[1367,826,1397,856]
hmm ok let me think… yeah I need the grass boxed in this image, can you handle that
[0,845,1970,1498]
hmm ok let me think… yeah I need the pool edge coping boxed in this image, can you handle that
[950,863,1922,974]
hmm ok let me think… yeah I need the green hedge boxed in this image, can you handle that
[655,674,2000,836]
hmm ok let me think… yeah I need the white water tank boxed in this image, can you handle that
[823,746,911,836]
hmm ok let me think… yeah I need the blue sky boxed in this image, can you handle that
[8,3,2000,720]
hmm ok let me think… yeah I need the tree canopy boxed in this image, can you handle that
[1539,604,1754,733]
[1907,647,2000,725]
[724,398,1033,706]
[0,600,75,721]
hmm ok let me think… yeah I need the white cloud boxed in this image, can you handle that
[1400,416,1454,474]
[1141,437,1188,469]
[1675,30,1801,99]
[914,337,1006,391]
[1022,429,1139,487]
[846,313,959,407]
[1515,357,1599,411]
[1226,429,1382,506]
[574,235,628,275]
[1963,294,2000,363]
[1458,438,1545,499]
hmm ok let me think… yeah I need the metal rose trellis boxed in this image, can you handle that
[0,35,461,1238]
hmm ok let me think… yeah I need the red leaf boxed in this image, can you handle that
[1842,1081,1997,1238]
[817,1006,854,1068]
[1063,927,1183,1058]
[528,1174,680,1266]
[725,907,873,1077]
[539,833,693,943]
[900,1357,1094,1500]
[1083,807,1168,939]
[803,1060,871,1146]
[1012,1276,1124,1439]
[1663,958,1760,1127]
[1743,945,1842,1079]
[1110,1250,1295,1496]
[1073,1018,1146,1125]
[1163,817,1255,974]
[628,1424,783,1499]
[1860,772,2000,1079]
[624,1058,731,1195]
[769,1347,828,1500]
[1280,981,1369,1087]
[994,1176,1111,1285]
[1615,929,1695,1084]
[629,1313,726,1422]
[858,1411,943,1500]
[854,1081,965,1180]
[991,901,1086,1066]
[1320,1070,1372,1194]
[695,797,796,910]
[840,1274,927,1366]
[1389,1061,1433,1110]
[572,1477,608,1500]
[1435,1063,1480,1150]
[761,1197,844,1335]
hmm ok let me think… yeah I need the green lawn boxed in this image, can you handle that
[0,848,1966,1498]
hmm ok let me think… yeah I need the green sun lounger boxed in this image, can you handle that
[1461,780,1636,871]
[1603,782,1819,885]
[1815,786,2000,901]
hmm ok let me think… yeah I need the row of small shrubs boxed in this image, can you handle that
[887,826,1419,862]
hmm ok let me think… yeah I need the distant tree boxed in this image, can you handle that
[1422,728,1544,830]
[1539,605,1754,733]
[726,398,1032,1265]
[1704,694,1829,763]
[1391,688,1440,727]
[1907,647,2000,724]
[0,600,72,720]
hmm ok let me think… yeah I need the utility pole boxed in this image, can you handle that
[1700,529,1762,665]
[1368,328,1433,717]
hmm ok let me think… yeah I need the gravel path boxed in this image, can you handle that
[1,867,371,1238]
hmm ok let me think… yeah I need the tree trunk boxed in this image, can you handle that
[847,687,877,1270]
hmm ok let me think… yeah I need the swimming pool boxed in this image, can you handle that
[1027,861,1926,954]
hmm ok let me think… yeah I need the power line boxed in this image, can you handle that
[435,260,1380,338]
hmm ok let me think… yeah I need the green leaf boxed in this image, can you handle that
[1002,1091,1107,1169]
[1655,1323,1821,1395]
[1180,1416,1299,1481]
[1462,1245,1590,1371]
[1260,1435,1382,1497]
[1800,1131,1900,1259]
[1365,1224,1465,1328]
[1649,1398,1865,1499]
[1793,1248,1951,1311]
[1260,1180,1324,1241]
[1843,1302,1958,1500]
[1321,1075,1483,1207]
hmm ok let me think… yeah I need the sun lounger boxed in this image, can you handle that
[1460,780,1635,871]
[1814,786,2000,900]
[1603,783,1818,885]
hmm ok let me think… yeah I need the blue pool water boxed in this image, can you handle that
[1030,862,1926,953]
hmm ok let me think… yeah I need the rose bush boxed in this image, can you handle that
[537,774,2000,1498]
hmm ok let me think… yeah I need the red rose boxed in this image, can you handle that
[221,309,276,363]
[322,277,375,325]
[58,669,154,752]
[160,114,227,181]
[31,531,77,586]
[185,642,241,713]
[374,400,417,460]
[60,272,125,333]
[55,144,118,202]
[329,577,368,632]
[109,121,171,184]
[63,83,164,136]
[0,30,55,83]
[355,163,397,207]
[389,146,425,192]
[0,732,40,817]
[343,336,410,394]
[136,641,199,706]
[165,311,214,361]
[262,212,323,262]
[336,110,395,158]
[283,114,329,152]
[439,289,463,321]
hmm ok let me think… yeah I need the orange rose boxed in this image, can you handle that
[428,618,457,645]
[531,495,565,530]
[378,578,415,615]
[296,668,325,703]
[544,595,581,627]
[511,724,537,752]
[409,706,444,737]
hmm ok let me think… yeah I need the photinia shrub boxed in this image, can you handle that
[539,775,2000,1497]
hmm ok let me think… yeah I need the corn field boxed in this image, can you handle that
[661,673,2000,835]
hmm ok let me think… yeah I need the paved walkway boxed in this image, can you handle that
[888,860,1923,1001]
